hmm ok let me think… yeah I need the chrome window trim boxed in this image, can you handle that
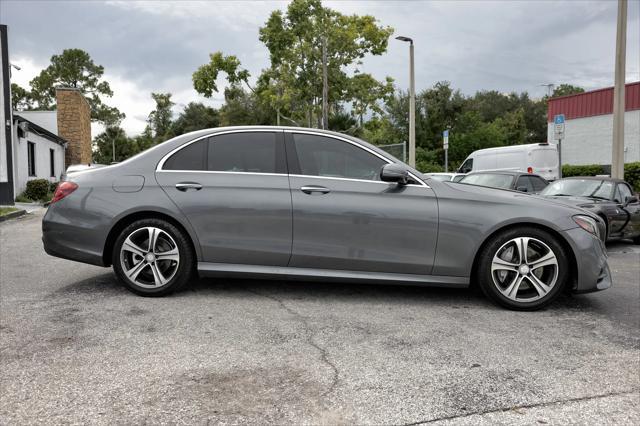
[156,170,285,177]
[156,128,428,188]
[289,174,427,187]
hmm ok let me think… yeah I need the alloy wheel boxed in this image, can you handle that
[120,227,180,288]
[490,237,559,302]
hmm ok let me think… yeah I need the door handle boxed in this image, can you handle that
[175,182,202,191]
[301,185,330,194]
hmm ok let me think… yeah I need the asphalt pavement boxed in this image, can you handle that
[1,210,639,424]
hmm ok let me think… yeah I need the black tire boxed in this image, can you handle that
[633,235,640,245]
[112,218,195,296]
[476,227,569,311]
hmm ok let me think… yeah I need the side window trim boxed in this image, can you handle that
[157,129,286,174]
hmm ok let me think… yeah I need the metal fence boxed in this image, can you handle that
[378,142,406,163]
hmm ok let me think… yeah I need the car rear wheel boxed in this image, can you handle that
[113,219,195,296]
[476,227,569,310]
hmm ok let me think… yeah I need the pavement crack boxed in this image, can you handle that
[245,288,340,398]
[400,389,640,425]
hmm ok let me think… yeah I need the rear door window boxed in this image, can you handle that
[163,139,207,170]
[207,132,281,173]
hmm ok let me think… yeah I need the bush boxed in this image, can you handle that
[624,162,640,192]
[23,179,50,201]
[49,181,58,193]
[560,162,640,192]
[561,164,604,178]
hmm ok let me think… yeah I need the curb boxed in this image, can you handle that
[0,209,27,223]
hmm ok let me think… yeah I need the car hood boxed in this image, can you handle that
[539,195,609,208]
[440,181,599,218]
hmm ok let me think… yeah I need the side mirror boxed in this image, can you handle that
[516,186,528,192]
[380,163,409,185]
[624,195,638,207]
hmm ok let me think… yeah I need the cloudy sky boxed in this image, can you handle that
[2,0,639,135]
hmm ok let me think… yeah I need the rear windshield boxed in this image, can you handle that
[531,148,558,168]
[460,173,514,189]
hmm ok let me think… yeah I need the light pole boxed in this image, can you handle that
[611,0,627,179]
[396,36,415,168]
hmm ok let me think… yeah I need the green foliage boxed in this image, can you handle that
[11,83,34,110]
[23,179,50,201]
[193,52,252,98]
[171,102,220,135]
[552,84,585,98]
[0,207,20,216]
[561,164,605,178]
[560,163,640,192]
[146,93,175,141]
[93,126,143,164]
[27,48,124,125]
[49,182,58,193]
[624,162,640,192]
[194,0,394,127]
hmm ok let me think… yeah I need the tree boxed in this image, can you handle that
[11,83,34,110]
[28,48,124,124]
[258,0,394,126]
[92,126,138,164]
[347,73,394,127]
[552,84,584,98]
[146,93,174,141]
[193,0,395,127]
[170,102,220,136]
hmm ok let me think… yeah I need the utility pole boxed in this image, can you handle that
[611,0,627,179]
[322,36,329,130]
[396,36,415,167]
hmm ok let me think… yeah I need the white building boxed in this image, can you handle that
[12,113,67,195]
[547,82,640,168]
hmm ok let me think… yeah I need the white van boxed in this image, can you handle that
[457,143,559,181]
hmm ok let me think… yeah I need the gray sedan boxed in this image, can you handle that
[42,127,610,310]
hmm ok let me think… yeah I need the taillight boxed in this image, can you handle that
[51,181,78,204]
[527,167,533,173]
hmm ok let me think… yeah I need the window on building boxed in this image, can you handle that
[27,142,36,176]
[50,149,55,177]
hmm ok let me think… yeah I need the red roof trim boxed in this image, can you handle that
[547,81,640,122]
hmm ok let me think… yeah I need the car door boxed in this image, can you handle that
[286,131,439,275]
[155,130,292,266]
[616,183,640,238]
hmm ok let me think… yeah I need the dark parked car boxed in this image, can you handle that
[43,127,610,310]
[540,177,640,243]
[459,171,549,193]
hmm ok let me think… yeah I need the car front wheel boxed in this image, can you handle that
[476,227,569,310]
[112,219,195,296]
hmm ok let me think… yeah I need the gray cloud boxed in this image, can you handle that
[2,0,638,134]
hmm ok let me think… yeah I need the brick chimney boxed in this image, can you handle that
[56,88,92,166]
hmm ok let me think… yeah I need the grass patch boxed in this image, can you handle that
[0,207,19,216]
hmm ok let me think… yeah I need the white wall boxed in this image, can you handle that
[547,110,640,166]
[12,126,66,196]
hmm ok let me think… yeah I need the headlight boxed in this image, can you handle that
[573,215,600,238]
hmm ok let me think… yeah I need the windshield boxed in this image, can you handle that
[429,174,452,181]
[540,179,613,199]
[460,173,514,189]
